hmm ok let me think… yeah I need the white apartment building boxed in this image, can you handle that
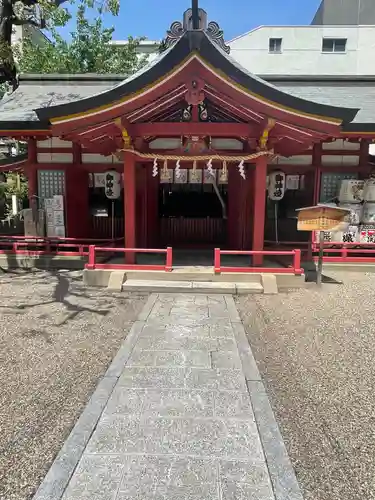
[111,0,375,77]
[229,25,375,76]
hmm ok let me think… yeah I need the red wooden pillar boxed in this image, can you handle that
[252,156,268,266]
[312,143,322,205]
[146,167,160,248]
[27,138,37,205]
[65,168,89,238]
[310,143,323,260]
[228,167,241,249]
[124,152,136,263]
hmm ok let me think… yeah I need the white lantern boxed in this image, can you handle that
[268,171,286,201]
[104,170,121,199]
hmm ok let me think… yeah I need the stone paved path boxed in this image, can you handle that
[36,294,300,500]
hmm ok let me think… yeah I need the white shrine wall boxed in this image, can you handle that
[35,137,367,169]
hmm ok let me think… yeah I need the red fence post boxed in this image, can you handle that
[165,247,173,272]
[342,245,348,260]
[293,249,302,275]
[87,245,96,270]
[214,248,221,274]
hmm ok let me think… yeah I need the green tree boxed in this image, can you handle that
[17,0,148,75]
[0,172,28,218]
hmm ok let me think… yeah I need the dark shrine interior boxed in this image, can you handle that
[159,183,228,218]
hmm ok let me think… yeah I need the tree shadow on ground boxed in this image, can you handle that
[1,271,112,335]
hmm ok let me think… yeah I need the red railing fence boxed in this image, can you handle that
[312,242,375,263]
[214,248,303,275]
[0,236,121,257]
[85,246,173,272]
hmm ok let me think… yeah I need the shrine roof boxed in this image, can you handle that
[32,31,358,126]
[1,28,375,132]
[0,152,27,171]
[1,70,375,133]
[270,78,375,131]
[0,74,124,129]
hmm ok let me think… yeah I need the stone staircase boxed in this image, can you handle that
[84,266,306,294]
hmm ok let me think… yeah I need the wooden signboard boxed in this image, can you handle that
[296,204,350,286]
[296,205,350,232]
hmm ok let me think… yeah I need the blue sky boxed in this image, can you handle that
[59,0,322,42]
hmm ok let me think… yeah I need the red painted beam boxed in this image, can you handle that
[0,130,50,138]
[130,122,258,137]
[126,86,186,122]
[204,86,263,123]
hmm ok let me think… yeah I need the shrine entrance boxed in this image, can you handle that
[25,5,359,268]
[158,174,228,248]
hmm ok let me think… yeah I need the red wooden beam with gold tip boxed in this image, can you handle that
[258,118,276,150]
[114,118,133,148]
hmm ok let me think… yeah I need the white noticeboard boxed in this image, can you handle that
[53,195,64,211]
[94,173,106,188]
[286,175,300,190]
[53,210,65,227]
[45,196,66,237]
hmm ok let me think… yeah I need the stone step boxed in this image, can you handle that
[122,279,264,294]
[125,270,262,283]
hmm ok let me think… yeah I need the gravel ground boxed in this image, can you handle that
[236,272,375,500]
[0,270,146,500]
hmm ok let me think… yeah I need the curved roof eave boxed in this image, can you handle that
[35,31,359,126]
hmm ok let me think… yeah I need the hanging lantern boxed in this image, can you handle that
[238,160,246,180]
[268,170,285,201]
[152,158,159,177]
[104,170,121,199]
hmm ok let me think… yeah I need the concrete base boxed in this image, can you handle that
[84,268,305,294]
[107,271,126,291]
[124,269,263,283]
[83,269,113,287]
[276,273,306,291]
[122,280,242,294]
[320,263,375,273]
[261,274,278,295]
[236,282,264,295]
[0,254,86,270]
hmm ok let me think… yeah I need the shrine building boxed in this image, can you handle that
[1,4,375,266]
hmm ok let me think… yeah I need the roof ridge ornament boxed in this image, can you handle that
[206,21,230,54]
[159,21,185,52]
[192,0,199,30]
[160,10,230,54]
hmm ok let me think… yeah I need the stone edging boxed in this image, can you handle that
[31,293,158,500]
[226,295,304,500]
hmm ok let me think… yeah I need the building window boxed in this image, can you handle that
[269,38,282,53]
[322,38,347,53]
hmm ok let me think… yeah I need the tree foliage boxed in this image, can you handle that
[1,0,148,87]
[0,172,28,218]
[18,1,148,74]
